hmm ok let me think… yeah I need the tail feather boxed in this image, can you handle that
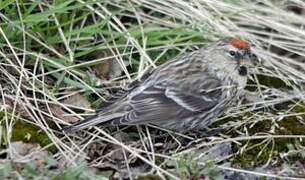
[62,97,130,133]
[62,113,122,133]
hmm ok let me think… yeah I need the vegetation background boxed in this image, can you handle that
[1,0,305,179]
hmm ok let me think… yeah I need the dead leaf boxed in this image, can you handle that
[90,49,129,80]
[62,93,91,111]
[50,92,91,123]
[49,105,80,123]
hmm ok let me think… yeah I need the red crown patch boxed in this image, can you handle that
[229,38,249,49]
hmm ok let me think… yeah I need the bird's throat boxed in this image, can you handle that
[238,66,247,76]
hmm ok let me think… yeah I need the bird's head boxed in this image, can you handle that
[206,38,252,77]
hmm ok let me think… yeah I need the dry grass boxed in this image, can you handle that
[1,0,305,179]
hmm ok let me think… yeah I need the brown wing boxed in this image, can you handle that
[63,74,224,132]
[109,76,223,125]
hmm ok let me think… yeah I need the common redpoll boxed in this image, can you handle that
[64,38,252,132]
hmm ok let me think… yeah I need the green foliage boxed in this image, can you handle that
[54,164,86,180]
[0,0,213,92]
[232,103,305,166]
[0,160,110,180]
[136,174,162,180]
[166,154,222,179]
[0,161,13,178]
[255,74,292,89]
[11,121,54,151]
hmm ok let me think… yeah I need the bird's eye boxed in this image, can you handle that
[229,51,236,56]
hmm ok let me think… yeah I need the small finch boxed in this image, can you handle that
[64,38,252,132]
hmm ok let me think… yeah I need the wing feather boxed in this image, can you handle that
[64,69,225,132]
[116,76,223,125]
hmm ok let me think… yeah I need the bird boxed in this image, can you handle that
[63,38,252,133]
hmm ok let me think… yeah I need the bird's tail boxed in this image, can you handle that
[61,112,122,133]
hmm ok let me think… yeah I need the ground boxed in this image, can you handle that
[1,0,305,179]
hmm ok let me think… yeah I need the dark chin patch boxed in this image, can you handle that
[238,66,247,76]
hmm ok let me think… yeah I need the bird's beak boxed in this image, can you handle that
[237,56,248,76]
[239,58,245,66]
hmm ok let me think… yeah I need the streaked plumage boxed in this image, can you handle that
[64,38,252,132]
